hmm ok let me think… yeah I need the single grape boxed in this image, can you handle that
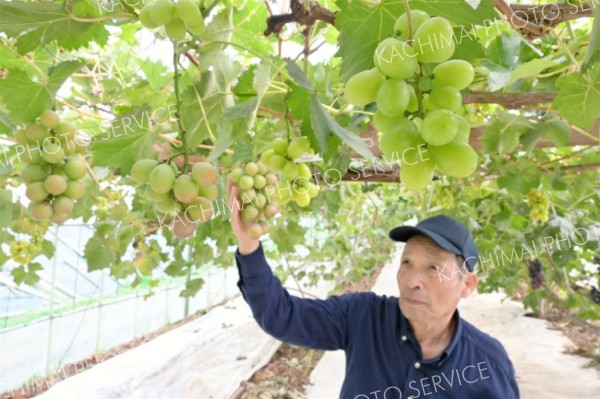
[241,204,259,223]
[429,86,462,112]
[155,197,182,214]
[30,201,53,221]
[420,109,458,146]
[376,79,410,117]
[248,223,263,239]
[297,163,311,179]
[344,68,386,106]
[244,162,259,176]
[150,0,176,26]
[269,154,287,171]
[148,163,176,194]
[165,17,187,41]
[400,157,436,191]
[373,38,418,80]
[26,183,49,202]
[186,19,206,36]
[41,141,65,164]
[53,196,74,214]
[238,175,254,190]
[257,161,269,175]
[264,202,279,217]
[394,10,430,41]
[25,124,48,142]
[412,17,455,63]
[146,185,170,202]
[253,174,266,189]
[191,161,218,187]
[174,174,199,203]
[64,157,87,180]
[373,111,405,132]
[55,122,77,140]
[50,211,70,224]
[39,110,61,129]
[282,161,299,180]
[20,165,46,183]
[260,149,274,165]
[429,140,478,178]
[307,183,319,198]
[44,174,68,196]
[433,60,475,90]
[293,190,311,207]
[239,188,257,203]
[139,4,159,28]
[272,138,288,156]
[407,84,419,113]
[254,192,267,209]
[65,180,85,199]
[14,129,30,145]
[175,0,202,23]
[173,216,196,238]
[287,136,311,159]
[198,184,218,201]
[229,167,245,183]
[131,159,159,184]
[378,119,425,165]
[185,197,213,223]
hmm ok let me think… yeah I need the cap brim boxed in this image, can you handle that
[389,226,462,255]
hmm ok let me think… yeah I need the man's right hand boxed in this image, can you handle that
[227,178,260,255]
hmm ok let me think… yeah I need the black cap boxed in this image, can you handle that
[389,215,478,272]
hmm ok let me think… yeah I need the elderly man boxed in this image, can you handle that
[228,182,519,399]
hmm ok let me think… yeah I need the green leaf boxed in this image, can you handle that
[521,115,571,153]
[481,111,532,153]
[335,0,403,82]
[335,0,496,81]
[11,263,42,285]
[91,109,159,175]
[451,27,485,62]
[285,59,314,91]
[553,67,600,129]
[581,10,600,73]
[0,1,114,54]
[0,189,19,228]
[179,278,205,298]
[84,233,119,271]
[0,61,83,124]
[231,0,272,55]
[310,94,373,158]
[506,57,560,87]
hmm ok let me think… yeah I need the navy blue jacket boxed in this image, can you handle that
[235,242,520,399]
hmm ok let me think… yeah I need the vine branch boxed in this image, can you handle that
[264,0,335,37]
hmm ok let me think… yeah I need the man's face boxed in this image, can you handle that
[397,235,477,324]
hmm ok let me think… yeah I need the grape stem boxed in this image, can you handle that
[173,45,189,174]
[402,0,413,42]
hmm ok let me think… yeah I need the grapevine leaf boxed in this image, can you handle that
[84,234,118,271]
[0,189,20,228]
[0,61,83,124]
[581,9,600,73]
[553,67,600,130]
[482,111,532,153]
[285,59,314,91]
[180,278,205,298]
[451,27,485,62]
[11,263,42,285]
[335,0,496,81]
[521,115,571,154]
[91,109,158,174]
[0,0,116,54]
[231,0,272,55]
[310,94,373,159]
[335,0,403,82]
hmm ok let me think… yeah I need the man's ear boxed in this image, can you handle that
[461,273,478,298]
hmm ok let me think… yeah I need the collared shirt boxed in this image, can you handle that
[235,242,520,399]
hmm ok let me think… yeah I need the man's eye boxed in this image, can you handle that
[428,265,439,271]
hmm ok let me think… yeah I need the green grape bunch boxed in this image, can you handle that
[14,109,90,224]
[259,136,320,208]
[526,189,550,223]
[228,160,281,239]
[343,11,478,191]
[131,159,218,238]
[139,0,206,41]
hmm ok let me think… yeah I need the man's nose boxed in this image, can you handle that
[401,268,424,290]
